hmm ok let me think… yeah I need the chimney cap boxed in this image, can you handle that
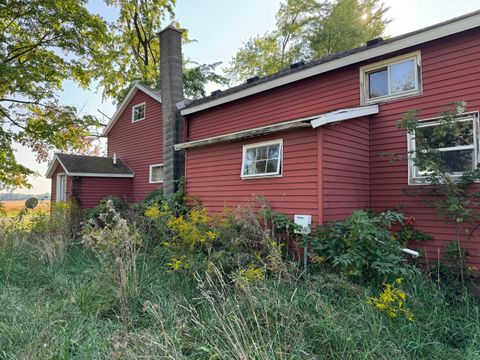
[158,24,183,36]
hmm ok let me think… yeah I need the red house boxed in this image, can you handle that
[48,12,480,265]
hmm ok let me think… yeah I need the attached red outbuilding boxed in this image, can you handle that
[46,153,134,209]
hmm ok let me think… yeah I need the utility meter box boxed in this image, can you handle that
[294,214,312,235]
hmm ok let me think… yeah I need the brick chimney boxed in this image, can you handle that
[159,25,184,196]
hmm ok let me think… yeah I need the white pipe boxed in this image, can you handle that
[401,247,420,258]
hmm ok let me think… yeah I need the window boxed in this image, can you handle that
[56,173,67,202]
[408,113,479,184]
[241,140,283,178]
[132,102,146,122]
[361,52,421,104]
[149,164,163,183]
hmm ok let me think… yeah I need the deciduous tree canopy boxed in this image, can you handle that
[94,0,228,103]
[0,0,107,189]
[227,0,390,82]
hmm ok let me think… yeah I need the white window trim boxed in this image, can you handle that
[407,112,479,185]
[241,139,283,179]
[360,51,422,105]
[56,173,67,202]
[132,102,146,123]
[149,163,163,184]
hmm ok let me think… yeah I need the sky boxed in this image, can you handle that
[10,0,480,195]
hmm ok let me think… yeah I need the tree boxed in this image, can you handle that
[0,0,108,190]
[227,0,389,82]
[95,0,228,102]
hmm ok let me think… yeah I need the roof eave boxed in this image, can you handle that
[180,11,480,116]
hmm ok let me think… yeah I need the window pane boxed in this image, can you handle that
[134,104,145,121]
[416,120,473,149]
[256,146,268,160]
[246,148,256,161]
[151,166,163,182]
[390,59,416,94]
[245,161,255,175]
[255,160,267,174]
[268,144,280,159]
[368,68,388,98]
[266,159,278,173]
[441,149,474,173]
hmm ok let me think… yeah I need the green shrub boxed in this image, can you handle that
[304,210,420,281]
[83,196,129,226]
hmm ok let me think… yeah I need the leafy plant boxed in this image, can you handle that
[83,196,129,227]
[304,210,418,281]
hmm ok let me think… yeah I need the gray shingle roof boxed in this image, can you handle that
[56,153,134,176]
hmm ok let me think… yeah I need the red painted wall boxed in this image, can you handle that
[72,176,133,209]
[322,117,371,222]
[108,90,163,202]
[369,29,480,266]
[184,28,480,265]
[186,129,320,221]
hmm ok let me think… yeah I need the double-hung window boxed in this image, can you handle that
[361,51,422,104]
[241,139,283,178]
[149,164,163,183]
[132,102,146,122]
[408,112,479,184]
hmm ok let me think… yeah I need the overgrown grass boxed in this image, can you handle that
[1,232,479,359]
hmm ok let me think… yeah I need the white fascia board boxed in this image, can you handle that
[310,105,379,128]
[102,82,162,136]
[181,12,480,116]
[67,173,135,178]
[45,156,63,178]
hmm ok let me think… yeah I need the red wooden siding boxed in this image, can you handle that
[72,176,133,209]
[108,90,163,202]
[50,163,73,204]
[322,117,370,222]
[184,28,480,265]
[185,129,320,221]
[186,68,359,141]
[369,29,480,266]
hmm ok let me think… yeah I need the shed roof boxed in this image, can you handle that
[46,153,134,178]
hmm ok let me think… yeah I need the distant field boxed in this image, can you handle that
[1,200,50,217]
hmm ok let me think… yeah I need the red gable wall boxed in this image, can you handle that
[184,28,480,266]
[108,90,163,202]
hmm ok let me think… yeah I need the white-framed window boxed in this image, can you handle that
[408,112,479,185]
[241,139,283,178]
[149,163,163,183]
[360,51,422,104]
[56,173,67,202]
[132,102,146,122]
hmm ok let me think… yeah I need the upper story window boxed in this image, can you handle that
[361,51,422,104]
[149,163,163,183]
[241,139,283,178]
[408,112,479,185]
[132,102,146,122]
